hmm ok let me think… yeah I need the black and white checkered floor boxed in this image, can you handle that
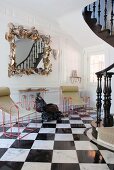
[0,110,113,170]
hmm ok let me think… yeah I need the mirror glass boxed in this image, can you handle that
[5,23,52,77]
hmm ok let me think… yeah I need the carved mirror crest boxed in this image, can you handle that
[5,23,52,77]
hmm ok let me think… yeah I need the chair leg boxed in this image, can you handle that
[2,111,6,136]
[10,112,13,137]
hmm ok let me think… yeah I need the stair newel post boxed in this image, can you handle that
[98,0,101,25]
[93,2,96,18]
[96,73,102,126]
[104,0,107,29]
[110,0,114,35]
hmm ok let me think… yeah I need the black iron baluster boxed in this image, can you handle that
[93,2,96,18]
[96,73,102,126]
[35,41,37,59]
[29,56,30,68]
[104,0,107,29]
[22,62,24,69]
[103,72,107,126]
[106,72,114,126]
[26,59,28,68]
[33,44,35,59]
[110,0,114,35]
[98,0,101,25]
[89,5,91,11]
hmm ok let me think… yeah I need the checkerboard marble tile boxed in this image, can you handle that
[0,110,113,170]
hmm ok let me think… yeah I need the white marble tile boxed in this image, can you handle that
[61,117,69,120]
[44,120,56,124]
[52,150,78,163]
[72,128,86,134]
[100,150,114,164]
[21,162,51,170]
[80,163,110,170]
[56,124,70,128]
[32,140,54,150]
[81,117,93,120]
[6,127,25,133]
[75,141,98,150]
[27,123,42,128]
[55,134,73,141]
[39,128,55,134]
[17,133,38,140]
[0,148,30,162]
[70,115,80,118]
[0,139,15,148]
[70,120,83,124]
[85,124,92,128]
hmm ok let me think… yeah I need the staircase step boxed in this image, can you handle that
[83,5,114,48]
[94,24,102,33]
[106,35,114,47]
[83,10,92,20]
[98,29,110,39]
[97,127,114,147]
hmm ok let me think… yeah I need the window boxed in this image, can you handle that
[89,54,105,83]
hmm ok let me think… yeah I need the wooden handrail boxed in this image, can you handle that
[96,63,114,75]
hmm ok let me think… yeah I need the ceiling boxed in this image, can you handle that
[1,0,103,48]
[1,0,95,20]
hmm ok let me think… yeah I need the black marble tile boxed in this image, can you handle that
[82,120,92,124]
[13,123,29,127]
[0,161,23,170]
[54,141,75,150]
[10,140,34,149]
[57,120,70,124]
[70,117,81,120]
[0,148,7,158]
[0,127,10,132]
[22,128,40,133]
[0,133,20,139]
[26,149,52,162]
[56,128,72,134]
[42,124,56,128]
[31,119,42,123]
[36,133,55,140]
[51,163,80,170]
[107,164,114,170]
[71,124,86,128]
[77,150,106,163]
[73,134,89,141]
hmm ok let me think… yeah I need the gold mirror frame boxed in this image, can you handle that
[5,23,52,77]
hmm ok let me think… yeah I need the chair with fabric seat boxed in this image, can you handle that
[0,87,41,139]
[60,86,85,115]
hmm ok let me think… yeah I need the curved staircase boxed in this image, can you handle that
[83,0,114,47]
[17,40,44,70]
[83,0,114,147]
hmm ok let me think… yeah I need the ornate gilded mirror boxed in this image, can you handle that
[5,23,52,77]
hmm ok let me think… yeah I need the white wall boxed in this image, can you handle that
[0,5,82,103]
